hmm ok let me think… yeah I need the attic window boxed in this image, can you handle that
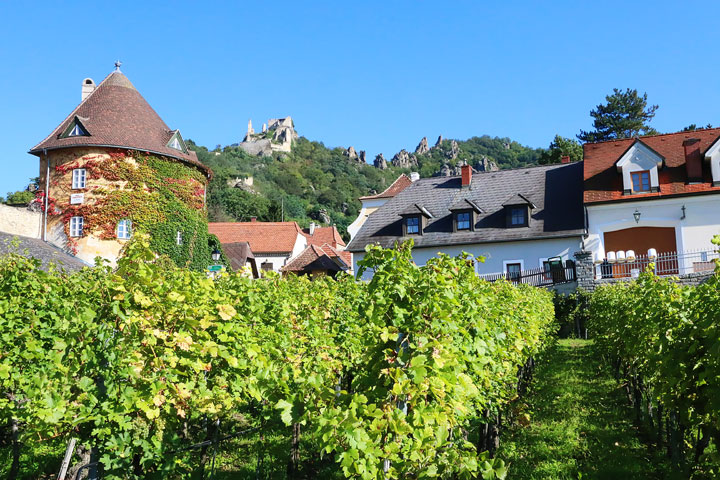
[510,208,526,226]
[631,171,651,192]
[456,211,471,230]
[60,117,89,138]
[406,216,420,234]
[167,131,187,153]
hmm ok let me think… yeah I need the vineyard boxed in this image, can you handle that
[0,236,555,479]
[590,236,720,479]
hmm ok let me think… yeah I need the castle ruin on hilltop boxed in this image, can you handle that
[238,116,298,156]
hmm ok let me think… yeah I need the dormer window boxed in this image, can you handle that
[167,131,188,153]
[406,216,420,234]
[59,117,90,138]
[399,203,433,236]
[631,170,651,192]
[502,194,534,228]
[616,140,662,194]
[449,198,482,233]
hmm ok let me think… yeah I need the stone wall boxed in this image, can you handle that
[0,204,42,238]
[573,249,715,292]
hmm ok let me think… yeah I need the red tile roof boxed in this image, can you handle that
[209,221,303,254]
[359,174,413,200]
[302,225,346,248]
[282,243,349,273]
[29,70,211,177]
[583,128,720,204]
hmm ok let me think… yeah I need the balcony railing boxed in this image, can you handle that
[478,262,576,287]
[595,249,719,279]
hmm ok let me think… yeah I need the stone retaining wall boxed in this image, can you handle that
[573,250,714,292]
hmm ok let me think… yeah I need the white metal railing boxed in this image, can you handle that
[595,248,719,279]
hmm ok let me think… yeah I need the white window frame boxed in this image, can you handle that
[117,219,132,240]
[503,259,524,281]
[70,216,83,237]
[68,124,84,137]
[176,230,183,246]
[72,168,86,189]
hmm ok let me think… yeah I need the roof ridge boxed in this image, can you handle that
[583,127,720,146]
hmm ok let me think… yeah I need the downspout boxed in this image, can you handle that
[43,149,49,241]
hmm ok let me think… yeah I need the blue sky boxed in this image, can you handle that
[1,1,719,195]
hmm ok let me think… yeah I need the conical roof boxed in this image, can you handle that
[29,70,210,177]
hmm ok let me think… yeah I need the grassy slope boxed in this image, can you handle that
[499,339,677,480]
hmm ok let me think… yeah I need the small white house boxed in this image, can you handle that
[347,163,585,281]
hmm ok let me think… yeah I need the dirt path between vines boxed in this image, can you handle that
[499,338,677,480]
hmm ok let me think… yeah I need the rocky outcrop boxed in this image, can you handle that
[359,150,366,164]
[344,146,358,161]
[391,149,418,168]
[438,161,467,177]
[374,153,388,170]
[446,140,460,160]
[475,156,499,172]
[433,135,443,148]
[318,209,331,225]
[415,137,429,155]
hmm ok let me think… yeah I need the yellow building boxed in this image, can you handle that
[29,64,212,267]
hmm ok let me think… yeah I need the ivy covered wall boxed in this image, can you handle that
[41,148,218,270]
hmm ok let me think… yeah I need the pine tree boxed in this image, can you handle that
[578,88,658,143]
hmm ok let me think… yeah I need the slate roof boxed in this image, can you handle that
[209,221,303,254]
[29,70,210,178]
[347,162,585,252]
[0,232,90,272]
[583,128,720,204]
[302,225,346,248]
[359,174,413,200]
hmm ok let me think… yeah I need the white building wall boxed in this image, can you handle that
[585,194,720,262]
[347,198,388,241]
[352,236,582,281]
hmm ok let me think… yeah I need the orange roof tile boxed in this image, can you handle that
[359,174,413,200]
[209,221,303,254]
[302,225,346,248]
[583,128,720,204]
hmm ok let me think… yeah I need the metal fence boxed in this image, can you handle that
[595,249,719,279]
[478,262,577,287]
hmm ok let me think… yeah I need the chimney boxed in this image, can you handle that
[460,164,472,187]
[683,138,703,183]
[309,222,316,235]
[561,155,571,164]
[250,216,257,222]
[81,78,95,101]
[409,172,420,182]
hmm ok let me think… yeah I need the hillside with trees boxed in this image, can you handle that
[191,134,546,239]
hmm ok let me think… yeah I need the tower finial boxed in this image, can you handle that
[114,60,122,72]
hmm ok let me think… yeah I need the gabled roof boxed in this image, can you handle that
[449,198,482,213]
[302,225,346,248]
[583,128,720,204]
[282,243,349,273]
[359,174,413,200]
[29,70,210,178]
[209,221,304,254]
[347,162,584,252]
[399,203,433,218]
[501,193,536,208]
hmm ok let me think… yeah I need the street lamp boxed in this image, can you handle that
[211,248,221,262]
[633,209,641,224]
